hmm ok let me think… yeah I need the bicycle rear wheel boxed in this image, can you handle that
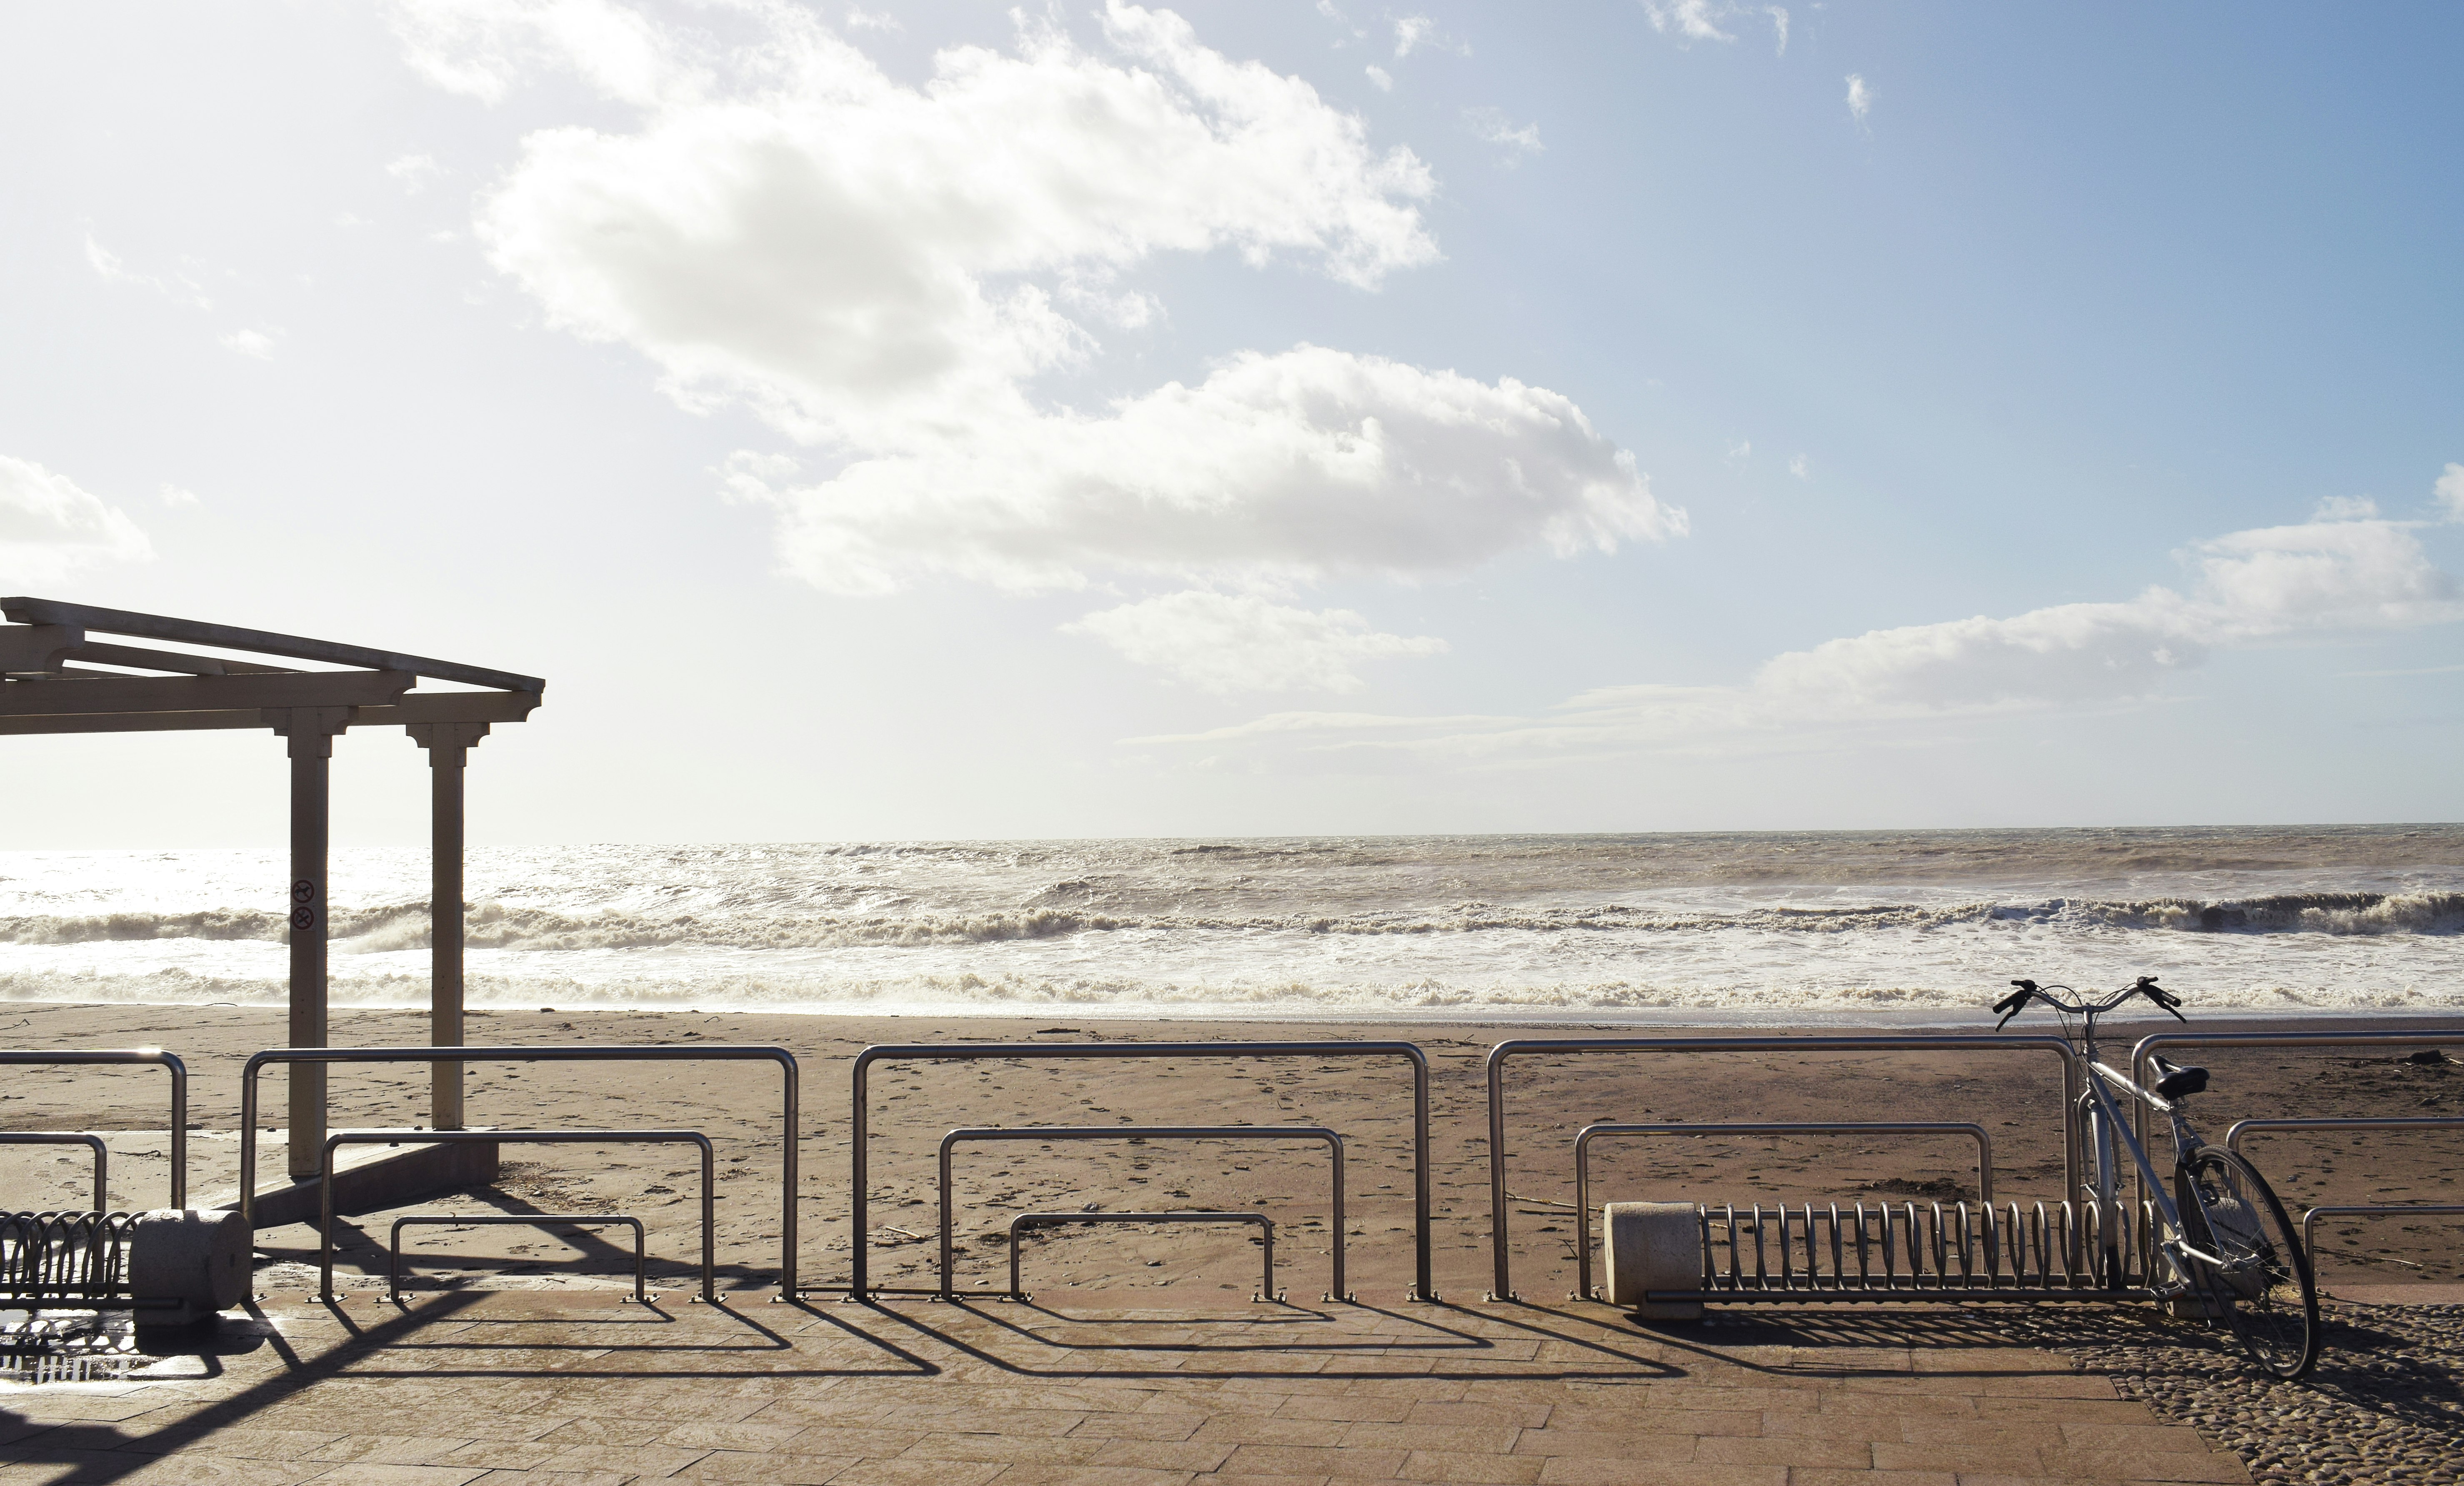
[2178,1146,2319,1380]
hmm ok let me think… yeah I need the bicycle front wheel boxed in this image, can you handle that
[2178,1146,2319,1380]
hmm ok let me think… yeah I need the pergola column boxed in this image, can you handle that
[409,722,488,1129]
[270,706,352,1180]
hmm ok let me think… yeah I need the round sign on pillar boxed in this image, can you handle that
[292,879,316,904]
[291,907,316,930]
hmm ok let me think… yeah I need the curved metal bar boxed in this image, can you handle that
[2226,1115,2464,1156]
[849,1041,1427,1300]
[1569,1121,1996,1301]
[2301,1203,2464,1254]
[238,1044,795,1298]
[1006,1211,1276,1301]
[0,1133,108,1213]
[390,1212,648,1303]
[0,1050,185,1207]
[937,1125,1346,1301]
[2127,1030,2464,1214]
[321,1129,713,1303]
[1484,1035,2080,1301]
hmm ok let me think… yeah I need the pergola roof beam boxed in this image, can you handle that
[66,641,301,676]
[0,669,417,717]
[1,597,544,692]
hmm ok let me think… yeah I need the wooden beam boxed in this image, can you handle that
[65,641,299,676]
[0,597,544,693]
[0,670,414,717]
[0,689,542,735]
[0,624,82,672]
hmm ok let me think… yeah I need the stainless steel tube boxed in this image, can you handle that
[0,1133,108,1213]
[0,1050,186,1207]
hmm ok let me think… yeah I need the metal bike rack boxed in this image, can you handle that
[1483,1036,2083,1301]
[0,1134,108,1215]
[2300,1205,2464,1255]
[0,1051,187,1207]
[2226,1116,2464,1267]
[0,1211,178,1308]
[390,1213,649,1304]
[1008,1211,1277,1302]
[2129,1031,2464,1215]
[937,1125,1348,1301]
[1570,1121,1996,1301]
[320,1129,714,1303]
[238,1044,797,1298]
[1645,1197,2162,1306]
[846,1040,1430,1300]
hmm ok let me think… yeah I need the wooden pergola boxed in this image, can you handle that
[2,597,543,1181]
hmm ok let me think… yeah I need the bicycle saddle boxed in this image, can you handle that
[2149,1053,2209,1099]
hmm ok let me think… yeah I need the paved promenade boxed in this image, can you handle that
[3,1291,2247,1486]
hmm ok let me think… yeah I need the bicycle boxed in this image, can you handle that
[1994,975,2319,1379]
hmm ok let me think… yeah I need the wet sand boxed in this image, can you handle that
[1,1000,2455,1300]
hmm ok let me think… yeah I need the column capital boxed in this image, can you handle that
[265,706,354,758]
[408,721,491,757]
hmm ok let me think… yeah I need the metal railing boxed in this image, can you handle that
[1483,1036,2082,1300]
[847,1040,1429,1300]
[937,1124,1347,1301]
[1570,1121,1995,1301]
[2225,1116,2464,1273]
[2301,1205,2464,1256]
[238,1044,797,1297]
[321,1129,714,1303]
[0,1050,187,1207]
[1650,1197,2161,1304]
[2128,1031,2464,1216]
[1008,1211,1276,1302]
[390,1212,650,1304]
[0,1133,108,1214]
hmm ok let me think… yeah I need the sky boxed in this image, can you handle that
[2,0,2460,848]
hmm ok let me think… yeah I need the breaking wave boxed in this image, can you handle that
[2,889,2459,952]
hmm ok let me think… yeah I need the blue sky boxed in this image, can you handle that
[2,1,2459,846]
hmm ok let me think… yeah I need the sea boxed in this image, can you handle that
[2,825,2459,1023]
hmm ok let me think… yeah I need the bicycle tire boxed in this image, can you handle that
[2177,1146,2319,1380]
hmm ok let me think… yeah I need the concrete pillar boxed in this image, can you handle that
[1602,1201,1705,1321]
[270,708,351,1179]
[409,723,488,1130]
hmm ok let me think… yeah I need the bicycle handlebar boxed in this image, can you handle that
[1989,974,2186,1026]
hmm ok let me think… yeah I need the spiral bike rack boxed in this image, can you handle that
[0,1211,160,1308]
[321,1129,714,1303]
[1007,1211,1277,1303]
[2225,1116,2464,1272]
[0,1134,109,1215]
[1483,1036,2083,1301]
[0,1051,188,1208]
[1570,1121,1996,1301]
[937,1125,1348,1301]
[238,1044,796,1298]
[390,1213,650,1304]
[842,1041,1430,1301]
[1644,1196,2165,1306]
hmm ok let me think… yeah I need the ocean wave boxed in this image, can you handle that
[1,889,2456,951]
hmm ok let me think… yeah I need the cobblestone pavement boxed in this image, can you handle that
[2008,1301,2464,1486]
[3,1292,2249,1486]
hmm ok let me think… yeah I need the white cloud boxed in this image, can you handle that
[220,329,277,359]
[2435,462,2464,523]
[1768,6,1789,53]
[740,344,1681,594]
[844,6,900,33]
[1727,439,1751,460]
[1365,63,1393,91]
[159,483,201,508]
[385,0,671,106]
[1788,453,1809,480]
[1391,16,1464,58]
[1064,590,1445,692]
[1463,107,1541,160]
[82,234,211,310]
[1845,73,1872,122]
[1131,498,2464,763]
[403,1,1670,607]
[1641,0,1736,43]
[0,456,155,584]
[467,0,1438,449]
[386,152,447,192]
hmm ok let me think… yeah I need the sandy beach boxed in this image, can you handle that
[3,1000,2453,1302]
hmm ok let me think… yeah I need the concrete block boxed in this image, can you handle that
[1603,1201,1703,1321]
[129,1208,253,1323]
